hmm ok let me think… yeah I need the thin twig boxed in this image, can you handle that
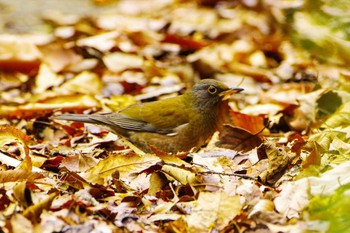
[199,171,257,181]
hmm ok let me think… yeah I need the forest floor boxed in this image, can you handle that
[1,0,350,232]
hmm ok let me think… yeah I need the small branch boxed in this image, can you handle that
[199,171,257,180]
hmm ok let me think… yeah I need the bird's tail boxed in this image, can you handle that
[53,114,97,124]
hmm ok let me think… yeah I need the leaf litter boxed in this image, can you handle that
[1,0,350,232]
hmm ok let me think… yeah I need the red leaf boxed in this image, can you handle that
[163,34,209,50]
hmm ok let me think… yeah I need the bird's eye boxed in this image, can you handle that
[207,86,217,95]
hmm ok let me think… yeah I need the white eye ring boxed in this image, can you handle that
[208,85,217,94]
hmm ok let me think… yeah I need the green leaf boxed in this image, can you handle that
[317,91,342,117]
[307,184,350,233]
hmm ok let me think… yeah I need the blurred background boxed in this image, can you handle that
[0,0,121,33]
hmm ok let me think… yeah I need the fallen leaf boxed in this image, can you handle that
[13,181,33,208]
[34,64,63,94]
[0,126,33,172]
[38,42,81,72]
[23,192,57,224]
[216,124,263,152]
[258,141,294,184]
[229,110,266,135]
[0,94,100,119]
[162,34,209,50]
[55,71,103,95]
[184,191,241,232]
[161,164,198,185]
[0,35,43,74]
[148,172,168,196]
[10,213,34,233]
[103,52,144,72]
[82,152,160,184]
[0,170,44,183]
[60,153,97,172]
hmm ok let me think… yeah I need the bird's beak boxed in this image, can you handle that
[219,87,244,100]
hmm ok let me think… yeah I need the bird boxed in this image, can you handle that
[54,79,243,153]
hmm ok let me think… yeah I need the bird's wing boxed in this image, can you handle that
[88,95,191,135]
[89,113,175,134]
[119,96,191,130]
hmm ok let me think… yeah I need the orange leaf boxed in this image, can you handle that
[0,170,44,183]
[230,110,266,135]
[0,94,100,120]
[302,142,321,168]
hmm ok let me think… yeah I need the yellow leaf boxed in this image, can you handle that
[13,181,32,208]
[23,192,57,224]
[0,170,44,183]
[82,152,160,184]
[323,112,350,129]
[103,52,144,72]
[148,172,167,196]
[34,64,63,93]
[10,213,34,233]
[0,126,32,170]
[107,95,137,112]
[156,153,191,166]
[55,71,103,95]
[161,164,197,185]
[0,94,100,119]
[185,192,241,232]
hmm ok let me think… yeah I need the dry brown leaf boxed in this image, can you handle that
[287,89,325,131]
[76,31,119,52]
[59,153,97,172]
[165,217,190,233]
[156,153,191,166]
[241,103,286,116]
[258,141,294,184]
[274,178,309,219]
[248,199,279,222]
[216,124,263,152]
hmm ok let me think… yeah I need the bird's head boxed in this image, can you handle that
[188,79,243,111]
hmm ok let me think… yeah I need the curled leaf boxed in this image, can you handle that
[0,126,32,168]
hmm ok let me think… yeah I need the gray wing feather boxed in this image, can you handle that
[89,113,174,134]
[56,113,177,134]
